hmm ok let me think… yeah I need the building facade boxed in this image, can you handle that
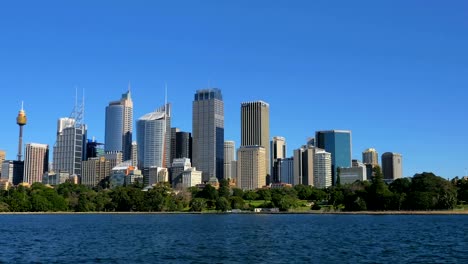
[81,157,112,187]
[241,101,270,177]
[23,143,49,184]
[104,90,133,161]
[175,131,192,160]
[315,130,352,185]
[192,88,224,181]
[224,141,235,180]
[382,152,403,180]
[271,136,286,183]
[340,162,367,185]
[237,146,266,190]
[314,149,332,188]
[1,160,24,185]
[277,157,294,185]
[293,146,315,186]
[362,148,379,166]
[53,118,86,178]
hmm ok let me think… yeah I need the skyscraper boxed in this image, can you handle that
[271,136,286,183]
[237,146,266,190]
[1,160,24,185]
[0,150,5,169]
[53,118,86,178]
[293,145,315,186]
[170,127,180,165]
[105,89,133,161]
[314,149,332,188]
[81,156,112,187]
[137,104,170,169]
[381,152,403,180]
[175,131,192,160]
[362,148,379,166]
[224,141,235,180]
[23,143,49,184]
[192,88,224,181]
[241,101,270,177]
[131,141,138,167]
[315,130,352,185]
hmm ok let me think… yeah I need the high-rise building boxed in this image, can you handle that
[271,136,286,183]
[0,150,5,177]
[293,145,315,186]
[224,141,235,180]
[170,128,180,165]
[86,138,104,160]
[81,157,112,187]
[315,130,352,185]
[1,160,24,185]
[53,118,87,178]
[277,157,294,184]
[314,149,332,188]
[382,152,403,180]
[176,131,192,160]
[170,158,192,184]
[104,89,133,161]
[23,143,49,184]
[237,146,266,190]
[241,101,270,178]
[131,141,138,167]
[137,104,170,169]
[363,148,379,166]
[340,161,367,184]
[192,88,224,181]
[143,167,169,187]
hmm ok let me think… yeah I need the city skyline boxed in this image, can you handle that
[1,1,467,179]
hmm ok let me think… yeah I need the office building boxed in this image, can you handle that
[137,104,171,169]
[81,157,112,187]
[1,160,24,185]
[131,141,138,167]
[271,136,286,183]
[86,138,104,160]
[53,117,86,178]
[315,130,352,185]
[23,143,49,184]
[170,158,192,183]
[143,167,168,187]
[314,149,332,188]
[42,172,70,185]
[110,161,143,188]
[0,150,5,178]
[241,101,270,177]
[363,148,379,166]
[382,152,403,180]
[224,141,235,180]
[277,157,294,185]
[104,89,133,161]
[192,88,224,181]
[173,167,202,189]
[170,128,180,165]
[293,145,316,186]
[175,131,192,160]
[237,146,266,190]
[340,161,367,184]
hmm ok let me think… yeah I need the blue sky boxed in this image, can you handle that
[0,1,467,178]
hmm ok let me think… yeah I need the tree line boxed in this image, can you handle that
[0,168,467,212]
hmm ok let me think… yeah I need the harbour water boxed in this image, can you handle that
[0,214,466,263]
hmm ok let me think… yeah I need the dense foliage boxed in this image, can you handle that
[0,172,465,212]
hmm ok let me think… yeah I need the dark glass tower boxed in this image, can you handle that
[315,130,352,185]
[192,88,224,181]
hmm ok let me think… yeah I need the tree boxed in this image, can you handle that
[366,166,392,210]
[294,185,312,200]
[215,197,231,212]
[243,190,258,201]
[197,184,218,201]
[230,196,245,209]
[190,198,207,212]
[256,188,272,201]
[406,172,457,210]
[232,188,244,198]
[218,179,230,198]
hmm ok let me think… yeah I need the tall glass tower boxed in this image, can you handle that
[315,130,352,185]
[105,89,133,161]
[192,88,224,181]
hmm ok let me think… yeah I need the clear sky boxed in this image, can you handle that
[1,0,467,178]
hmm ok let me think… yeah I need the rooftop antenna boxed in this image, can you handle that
[128,81,131,93]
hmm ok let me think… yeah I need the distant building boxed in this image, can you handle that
[173,167,202,189]
[137,104,171,169]
[362,148,379,166]
[382,152,403,180]
[224,141,235,180]
[293,145,315,186]
[170,158,192,183]
[131,141,138,167]
[175,131,192,160]
[86,138,104,160]
[143,167,169,187]
[271,136,286,183]
[277,157,294,185]
[42,172,70,186]
[192,88,224,181]
[315,130,352,185]
[81,157,112,187]
[0,179,10,191]
[23,143,49,184]
[340,161,367,184]
[104,89,133,161]
[237,146,266,190]
[0,150,5,177]
[53,117,86,178]
[103,152,123,169]
[110,161,143,188]
[314,149,332,188]
[241,101,270,177]
[1,160,24,185]
[231,160,237,182]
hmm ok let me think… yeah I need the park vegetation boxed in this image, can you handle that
[0,168,467,213]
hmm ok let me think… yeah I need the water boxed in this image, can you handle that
[0,214,467,263]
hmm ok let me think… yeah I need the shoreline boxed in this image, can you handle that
[1,210,467,215]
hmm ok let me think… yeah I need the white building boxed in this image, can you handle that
[314,149,332,188]
[174,167,202,189]
[144,167,168,186]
